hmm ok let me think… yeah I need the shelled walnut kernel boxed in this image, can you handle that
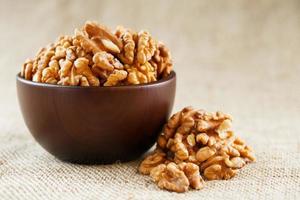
[139,107,255,193]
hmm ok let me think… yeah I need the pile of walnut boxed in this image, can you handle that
[139,107,256,193]
[21,21,172,86]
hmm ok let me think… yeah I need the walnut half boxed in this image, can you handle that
[150,162,189,193]
[139,150,166,175]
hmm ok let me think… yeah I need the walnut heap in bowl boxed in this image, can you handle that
[16,21,176,164]
[20,21,172,86]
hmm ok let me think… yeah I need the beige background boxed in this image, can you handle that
[0,0,300,199]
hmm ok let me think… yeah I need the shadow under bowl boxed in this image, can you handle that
[16,72,176,164]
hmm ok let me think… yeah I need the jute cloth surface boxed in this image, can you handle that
[0,0,300,199]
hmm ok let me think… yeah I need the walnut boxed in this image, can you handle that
[136,30,156,64]
[199,153,241,180]
[115,26,136,65]
[166,138,174,149]
[203,164,238,181]
[150,42,172,78]
[91,65,109,81]
[93,51,123,72]
[176,107,198,134]
[232,143,256,162]
[207,136,217,146]
[21,59,34,80]
[37,50,55,70]
[185,148,198,164]
[186,134,196,147]
[196,133,209,145]
[76,47,87,58]
[41,60,59,84]
[224,157,246,169]
[200,155,225,171]
[196,146,216,162]
[173,138,189,161]
[74,29,103,54]
[58,59,73,78]
[138,62,156,81]
[100,39,121,54]
[125,62,156,85]
[196,111,232,132]
[66,47,77,61]
[150,162,189,193]
[158,107,196,145]
[31,56,40,75]
[56,35,73,47]
[149,164,166,182]
[177,117,195,135]
[222,168,238,180]
[169,133,191,161]
[160,110,181,141]
[157,135,167,149]
[53,46,66,60]
[58,65,80,86]
[74,57,100,86]
[32,50,55,82]
[199,154,231,180]
[84,21,123,51]
[167,111,181,129]
[139,150,166,175]
[179,162,205,190]
[103,69,127,86]
[203,164,223,180]
[216,119,233,139]
[125,70,141,84]
[79,76,89,86]
[57,77,70,86]
[220,145,240,157]
[150,162,204,192]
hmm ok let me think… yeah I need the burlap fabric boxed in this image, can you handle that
[0,0,300,199]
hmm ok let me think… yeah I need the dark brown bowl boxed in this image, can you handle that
[16,72,176,164]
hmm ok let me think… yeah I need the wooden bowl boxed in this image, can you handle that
[16,72,176,164]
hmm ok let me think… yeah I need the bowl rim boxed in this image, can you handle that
[16,71,176,89]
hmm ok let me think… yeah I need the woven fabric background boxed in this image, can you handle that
[0,0,300,199]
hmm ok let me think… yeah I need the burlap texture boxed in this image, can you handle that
[0,0,300,199]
